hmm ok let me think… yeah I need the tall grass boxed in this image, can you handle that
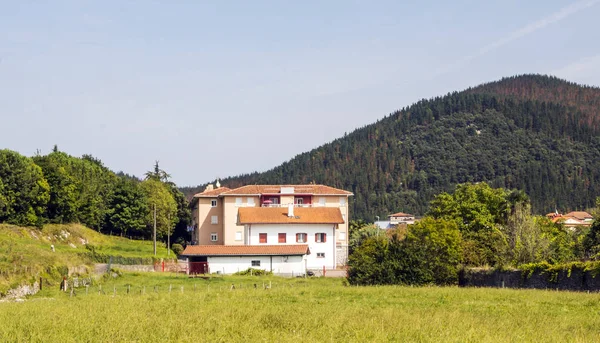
[1,272,599,342]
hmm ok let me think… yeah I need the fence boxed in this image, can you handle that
[56,279,310,297]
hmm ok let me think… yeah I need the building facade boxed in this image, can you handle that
[187,184,353,272]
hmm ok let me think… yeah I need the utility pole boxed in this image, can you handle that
[153,203,157,256]
[167,213,171,256]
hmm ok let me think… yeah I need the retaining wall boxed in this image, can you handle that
[94,264,156,274]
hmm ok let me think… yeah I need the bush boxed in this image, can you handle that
[347,217,462,286]
[171,244,184,256]
[233,268,272,276]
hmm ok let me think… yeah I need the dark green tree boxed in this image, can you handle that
[32,151,78,223]
[0,150,50,226]
[107,177,149,237]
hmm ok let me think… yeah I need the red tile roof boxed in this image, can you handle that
[193,187,232,197]
[238,207,344,224]
[564,211,593,221]
[182,244,310,256]
[388,212,413,217]
[221,185,352,196]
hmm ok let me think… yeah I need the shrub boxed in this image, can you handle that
[233,268,272,276]
[171,244,184,256]
[347,217,462,286]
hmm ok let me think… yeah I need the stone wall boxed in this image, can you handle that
[94,264,156,274]
[459,268,600,291]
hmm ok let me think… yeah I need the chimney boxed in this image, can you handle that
[205,184,214,192]
[288,203,294,217]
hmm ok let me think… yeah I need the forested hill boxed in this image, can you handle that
[182,75,600,221]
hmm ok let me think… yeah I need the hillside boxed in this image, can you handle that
[182,75,600,220]
[0,224,170,294]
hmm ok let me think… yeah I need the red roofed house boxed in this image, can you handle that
[183,184,353,275]
[546,211,594,229]
[388,212,416,225]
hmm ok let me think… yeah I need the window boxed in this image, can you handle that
[210,233,218,242]
[235,231,242,241]
[247,197,255,206]
[211,215,218,224]
[296,233,307,243]
[270,197,279,205]
[296,198,303,205]
[211,199,217,207]
[278,233,286,243]
[319,197,326,206]
[259,233,267,244]
[339,197,346,206]
[315,233,327,243]
[235,197,242,206]
[339,231,346,241]
[317,253,325,258]
[251,260,260,267]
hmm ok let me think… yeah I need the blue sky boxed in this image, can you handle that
[1,0,599,186]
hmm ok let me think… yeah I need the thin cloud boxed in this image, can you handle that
[551,54,600,80]
[438,0,600,75]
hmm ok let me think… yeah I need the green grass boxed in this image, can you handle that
[0,224,170,294]
[1,272,599,342]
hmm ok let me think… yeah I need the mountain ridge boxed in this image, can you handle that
[182,74,600,220]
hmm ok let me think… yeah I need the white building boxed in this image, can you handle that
[182,204,344,275]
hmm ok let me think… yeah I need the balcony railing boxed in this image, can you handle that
[260,203,346,208]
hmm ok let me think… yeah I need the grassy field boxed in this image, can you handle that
[0,224,170,293]
[1,272,599,342]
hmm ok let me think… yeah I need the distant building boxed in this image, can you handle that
[388,212,416,225]
[374,211,417,229]
[546,211,594,229]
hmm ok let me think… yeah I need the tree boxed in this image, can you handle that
[504,203,551,265]
[349,222,381,254]
[140,179,177,240]
[0,150,50,226]
[392,217,462,285]
[167,183,192,244]
[32,151,78,223]
[428,182,528,267]
[583,220,600,260]
[107,177,149,237]
[347,235,391,285]
[145,161,171,182]
[347,217,461,286]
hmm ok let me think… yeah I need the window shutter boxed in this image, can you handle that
[323,233,327,243]
[315,233,318,242]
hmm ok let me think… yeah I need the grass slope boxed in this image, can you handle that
[0,224,170,294]
[1,272,599,342]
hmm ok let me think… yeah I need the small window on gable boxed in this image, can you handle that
[317,252,325,258]
[235,231,242,241]
[210,233,218,242]
[251,260,260,267]
[315,233,327,243]
[259,233,267,244]
[278,233,286,243]
[211,215,218,224]
[211,199,217,207]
